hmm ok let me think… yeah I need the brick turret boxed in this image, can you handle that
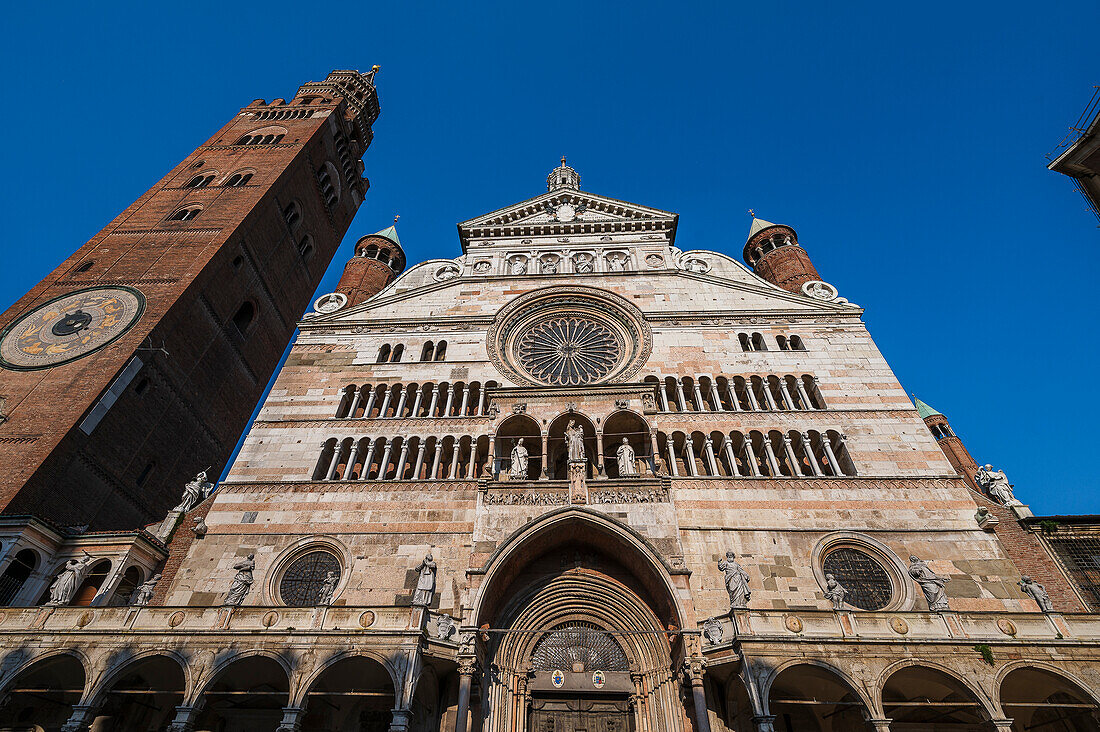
[916,398,980,490]
[334,225,406,307]
[743,216,821,294]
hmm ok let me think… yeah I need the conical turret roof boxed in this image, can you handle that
[913,397,943,420]
[748,216,778,238]
[371,225,401,247]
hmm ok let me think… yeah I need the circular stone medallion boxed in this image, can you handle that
[313,292,348,314]
[997,618,1018,636]
[359,610,376,628]
[889,616,909,635]
[784,615,804,633]
[0,286,145,371]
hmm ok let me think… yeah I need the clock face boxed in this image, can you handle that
[0,287,145,371]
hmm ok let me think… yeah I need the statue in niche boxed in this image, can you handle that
[719,551,751,609]
[413,553,437,607]
[1018,575,1054,612]
[131,574,161,607]
[509,438,529,480]
[908,555,950,611]
[318,571,339,606]
[541,256,559,274]
[823,573,847,610]
[46,552,95,606]
[174,470,214,513]
[565,421,586,462]
[616,438,637,477]
[607,253,627,271]
[975,464,1022,506]
[509,257,528,275]
[573,253,594,273]
[223,554,256,607]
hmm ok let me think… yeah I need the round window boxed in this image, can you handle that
[278,550,341,607]
[516,315,622,386]
[822,547,893,611]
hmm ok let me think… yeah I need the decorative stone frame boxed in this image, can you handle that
[810,532,915,612]
[486,286,652,387]
[265,536,352,607]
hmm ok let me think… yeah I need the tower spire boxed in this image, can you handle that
[547,158,580,192]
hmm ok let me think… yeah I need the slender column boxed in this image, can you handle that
[324,444,343,481]
[709,381,723,411]
[752,716,777,732]
[723,438,740,477]
[866,720,893,732]
[427,387,441,417]
[454,659,475,732]
[822,435,842,476]
[782,436,801,476]
[363,388,378,417]
[394,389,409,418]
[761,438,782,476]
[744,381,762,411]
[378,441,395,480]
[277,706,307,732]
[379,389,394,418]
[650,433,661,476]
[443,387,455,417]
[394,441,411,479]
[795,378,814,410]
[703,438,720,476]
[684,660,713,732]
[476,385,487,416]
[412,441,428,480]
[342,442,361,480]
[389,709,412,732]
[777,378,796,410]
[812,376,824,408]
[988,721,1014,732]
[659,383,670,412]
[430,443,444,480]
[167,705,201,732]
[801,432,824,476]
[61,705,98,732]
[667,439,679,477]
[347,386,363,418]
[693,381,708,412]
[596,430,606,477]
[761,381,779,410]
[411,387,425,417]
[674,379,689,411]
[726,381,740,411]
[742,440,762,477]
[485,435,496,476]
[361,440,378,479]
[458,386,470,416]
[541,432,550,478]
[684,437,699,476]
[466,445,477,479]
[448,444,461,479]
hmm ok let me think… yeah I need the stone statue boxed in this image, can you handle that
[131,573,161,607]
[1019,575,1054,612]
[413,553,437,607]
[541,256,559,274]
[223,554,255,607]
[46,552,94,606]
[574,254,593,273]
[509,438,529,480]
[565,421,586,462]
[719,551,751,609]
[975,464,1022,506]
[193,515,208,538]
[318,571,338,606]
[823,573,847,610]
[436,614,457,640]
[509,257,528,275]
[685,258,708,273]
[616,438,637,477]
[174,470,214,513]
[908,555,950,611]
[607,254,626,271]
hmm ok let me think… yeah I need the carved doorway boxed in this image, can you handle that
[529,696,634,732]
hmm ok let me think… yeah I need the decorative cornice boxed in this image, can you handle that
[108,228,224,236]
[252,417,490,433]
[59,278,181,287]
[218,480,480,493]
[669,476,966,489]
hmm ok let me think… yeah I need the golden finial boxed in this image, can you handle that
[371,65,381,73]
[561,156,567,167]
[748,209,756,219]
[394,214,400,223]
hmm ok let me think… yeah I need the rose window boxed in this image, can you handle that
[516,316,621,386]
[278,550,340,607]
[822,547,893,611]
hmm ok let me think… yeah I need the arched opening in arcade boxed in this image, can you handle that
[766,663,871,731]
[473,509,689,732]
[192,654,289,730]
[87,653,185,730]
[0,653,86,730]
[881,664,990,730]
[546,413,598,480]
[1000,666,1100,731]
[0,549,38,605]
[300,655,396,730]
[495,414,542,480]
[602,410,652,478]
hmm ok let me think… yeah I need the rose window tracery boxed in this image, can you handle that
[516,316,621,386]
[278,550,341,607]
[530,622,630,672]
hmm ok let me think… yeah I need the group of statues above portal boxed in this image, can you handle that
[507,425,637,480]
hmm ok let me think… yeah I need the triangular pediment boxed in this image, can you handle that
[458,189,678,249]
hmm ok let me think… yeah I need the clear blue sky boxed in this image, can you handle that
[3,2,1098,514]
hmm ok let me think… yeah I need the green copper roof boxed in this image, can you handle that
[372,225,401,247]
[748,216,778,238]
[914,398,942,419]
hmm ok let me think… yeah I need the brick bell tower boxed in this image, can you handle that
[743,214,821,293]
[0,69,382,530]
[333,224,406,307]
[915,397,980,490]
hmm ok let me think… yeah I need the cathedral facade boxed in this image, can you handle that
[2,88,1100,731]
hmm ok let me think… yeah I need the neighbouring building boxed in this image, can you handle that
[2,153,1100,730]
[1048,86,1100,223]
